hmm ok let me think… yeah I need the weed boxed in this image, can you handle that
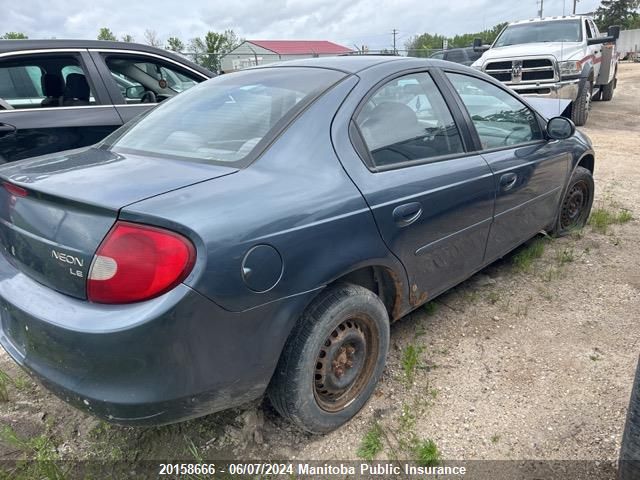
[0,369,10,401]
[401,344,424,384]
[413,439,441,467]
[486,291,500,305]
[357,423,384,461]
[556,248,575,265]
[512,239,546,272]
[589,207,633,233]
[423,302,438,316]
[399,404,416,433]
[0,424,63,479]
[491,434,501,444]
[429,388,439,399]
[590,354,601,361]
[515,304,529,318]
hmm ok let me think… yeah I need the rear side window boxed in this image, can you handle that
[354,72,464,168]
[0,54,97,109]
[106,67,344,164]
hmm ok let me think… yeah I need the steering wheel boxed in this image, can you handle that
[502,126,526,146]
[0,98,14,110]
[140,91,157,104]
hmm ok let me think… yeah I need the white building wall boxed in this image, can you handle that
[618,29,640,57]
[221,43,349,71]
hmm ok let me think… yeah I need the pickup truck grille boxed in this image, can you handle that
[484,58,556,84]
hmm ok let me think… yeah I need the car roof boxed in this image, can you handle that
[256,55,454,74]
[510,15,584,25]
[0,39,214,76]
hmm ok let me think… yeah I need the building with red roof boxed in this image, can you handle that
[221,40,354,72]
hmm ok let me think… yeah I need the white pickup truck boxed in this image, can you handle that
[471,16,620,126]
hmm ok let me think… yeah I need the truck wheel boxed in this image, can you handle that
[550,166,594,236]
[618,357,640,480]
[601,76,615,101]
[268,283,390,433]
[571,80,592,126]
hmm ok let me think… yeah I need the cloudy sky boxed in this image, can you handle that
[3,0,602,51]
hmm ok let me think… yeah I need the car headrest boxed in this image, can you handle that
[41,73,64,97]
[63,73,90,101]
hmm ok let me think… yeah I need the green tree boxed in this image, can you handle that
[595,0,640,30]
[1,32,28,39]
[405,22,508,56]
[188,30,241,71]
[121,34,134,42]
[97,27,117,41]
[166,36,185,52]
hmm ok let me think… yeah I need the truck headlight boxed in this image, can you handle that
[559,60,582,76]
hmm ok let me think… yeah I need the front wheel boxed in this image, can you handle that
[268,283,390,433]
[550,166,594,236]
[571,80,593,126]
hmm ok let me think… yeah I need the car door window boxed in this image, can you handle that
[355,72,464,168]
[431,51,445,60]
[585,20,594,39]
[446,72,543,150]
[0,54,96,109]
[446,50,466,63]
[102,55,202,104]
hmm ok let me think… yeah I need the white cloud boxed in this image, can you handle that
[1,0,602,50]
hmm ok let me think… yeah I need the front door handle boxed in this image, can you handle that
[499,172,518,191]
[393,202,422,227]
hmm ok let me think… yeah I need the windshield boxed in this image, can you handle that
[103,67,344,165]
[494,20,582,47]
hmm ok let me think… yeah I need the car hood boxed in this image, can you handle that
[0,147,238,210]
[472,42,584,68]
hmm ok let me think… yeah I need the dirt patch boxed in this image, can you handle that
[0,64,639,472]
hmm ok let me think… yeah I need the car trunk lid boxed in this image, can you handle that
[0,147,237,299]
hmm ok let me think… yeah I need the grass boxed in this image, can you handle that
[413,439,441,467]
[0,424,64,480]
[357,422,384,461]
[589,207,633,233]
[401,344,424,384]
[486,291,500,305]
[512,238,546,272]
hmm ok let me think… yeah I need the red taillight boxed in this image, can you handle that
[2,181,28,197]
[87,221,196,304]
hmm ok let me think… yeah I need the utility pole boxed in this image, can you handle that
[392,29,398,55]
[573,0,579,14]
[538,0,544,18]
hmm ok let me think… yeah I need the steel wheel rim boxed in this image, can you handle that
[313,316,379,412]
[560,180,589,230]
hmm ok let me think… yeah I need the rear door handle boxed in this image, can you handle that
[392,202,422,227]
[499,172,518,191]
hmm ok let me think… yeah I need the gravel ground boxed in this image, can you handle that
[0,63,638,474]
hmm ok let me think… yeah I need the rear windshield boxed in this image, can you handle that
[104,67,344,165]
[494,20,583,47]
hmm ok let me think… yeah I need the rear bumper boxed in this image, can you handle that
[509,79,580,101]
[0,252,313,425]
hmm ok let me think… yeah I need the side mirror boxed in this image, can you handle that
[607,25,620,40]
[473,38,491,53]
[547,116,575,140]
[125,85,145,99]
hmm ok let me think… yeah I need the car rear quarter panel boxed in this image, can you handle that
[121,74,410,315]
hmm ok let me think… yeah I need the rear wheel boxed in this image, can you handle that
[550,166,594,236]
[601,75,616,101]
[571,80,593,126]
[268,283,390,433]
[618,357,640,480]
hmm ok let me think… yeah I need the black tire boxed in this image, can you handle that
[618,357,640,480]
[571,80,593,126]
[268,283,390,433]
[550,166,594,236]
[601,76,615,101]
